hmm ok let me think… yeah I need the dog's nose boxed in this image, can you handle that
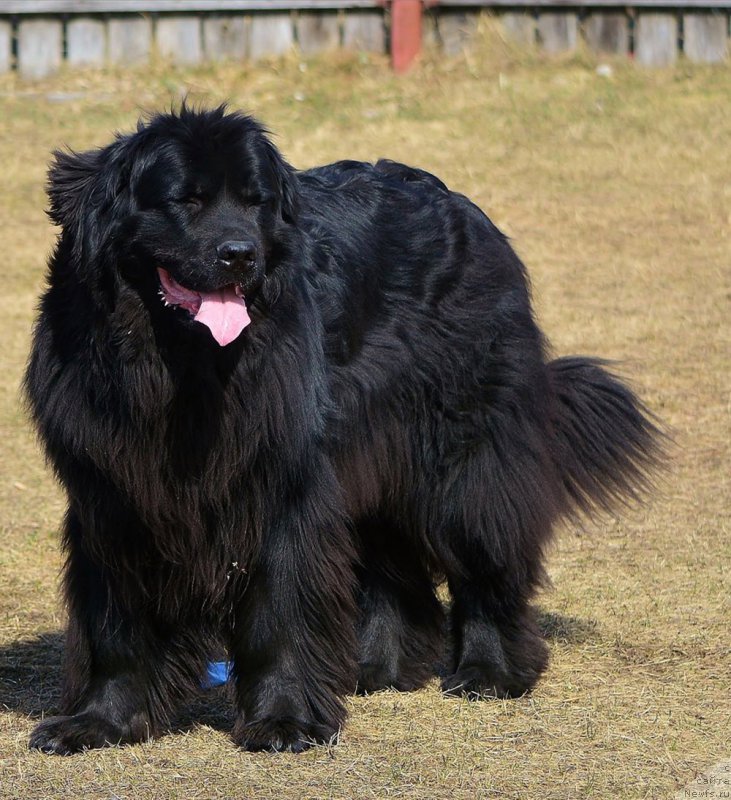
[216,240,257,265]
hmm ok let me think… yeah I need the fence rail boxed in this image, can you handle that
[0,1,382,11]
[2,1,731,9]
[0,2,729,80]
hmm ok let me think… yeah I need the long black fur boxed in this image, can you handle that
[24,106,661,754]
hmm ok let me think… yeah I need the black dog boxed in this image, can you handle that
[25,105,659,754]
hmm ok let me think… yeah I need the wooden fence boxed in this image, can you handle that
[0,1,729,80]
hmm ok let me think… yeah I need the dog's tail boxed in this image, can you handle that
[547,357,665,518]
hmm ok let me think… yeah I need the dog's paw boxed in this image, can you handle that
[232,715,338,753]
[441,665,521,700]
[29,713,126,755]
[356,661,398,694]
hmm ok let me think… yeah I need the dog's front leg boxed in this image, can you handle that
[229,489,357,753]
[29,508,207,755]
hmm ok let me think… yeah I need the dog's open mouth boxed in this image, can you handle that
[157,268,251,347]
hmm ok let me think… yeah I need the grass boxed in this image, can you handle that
[1,20,729,800]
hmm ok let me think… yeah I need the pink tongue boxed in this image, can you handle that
[194,286,251,347]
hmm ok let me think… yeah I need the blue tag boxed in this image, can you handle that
[202,661,232,688]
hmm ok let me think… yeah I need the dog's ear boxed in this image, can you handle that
[263,138,299,225]
[47,141,129,273]
[47,149,99,232]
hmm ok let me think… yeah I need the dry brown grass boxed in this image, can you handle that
[1,21,729,800]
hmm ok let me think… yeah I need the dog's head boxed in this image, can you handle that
[48,105,299,346]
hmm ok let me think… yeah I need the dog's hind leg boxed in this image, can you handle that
[441,574,550,700]
[354,515,445,693]
[428,427,558,700]
[432,356,661,699]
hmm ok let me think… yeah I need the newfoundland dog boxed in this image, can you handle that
[25,105,659,754]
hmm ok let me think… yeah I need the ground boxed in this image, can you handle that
[0,21,729,800]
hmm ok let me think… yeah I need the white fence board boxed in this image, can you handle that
[156,15,203,64]
[537,11,578,54]
[683,11,728,63]
[67,17,106,66]
[438,10,479,56]
[17,18,63,79]
[203,14,249,60]
[582,12,629,54]
[297,11,340,55]
[501,12,536,47]
[249,13,293,60]
[635,12,679,67]
[0,19,11,73]
[108,16,153,64]
[342,10,384,53]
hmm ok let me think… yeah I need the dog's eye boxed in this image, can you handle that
[178,195,204,212]
[244,192,273,208]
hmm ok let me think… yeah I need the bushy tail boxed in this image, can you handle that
[547,357,665,518]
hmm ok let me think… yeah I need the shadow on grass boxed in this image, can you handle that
[0,631,235,735]
[537,610,600,646]
[0,631,64,718]
[0,610,599,727]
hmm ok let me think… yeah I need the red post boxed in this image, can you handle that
[390,0,422,73]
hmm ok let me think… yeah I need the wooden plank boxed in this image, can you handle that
[438,10,479,56]
[67,17,106,66]
[297,11,340,55]
[342,10,384,53]
[156,15,203,64]
[683,11,728,63]
[203,14,248,61]
[422,8,440,50]
[501,11,536,48]
[17,18,62,79]
[583,12,629,55]
[537,11,578,54]
[634,12,678,67]
[108,16,153,64]
[248,13,294,60]
[0,19,11,74]
[0,1,384,12]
